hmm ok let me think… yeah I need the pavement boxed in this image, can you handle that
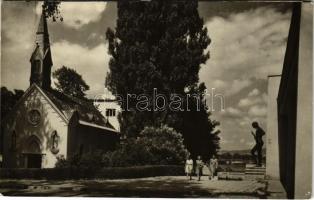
[0,176,267,198]
[265,178,287,199]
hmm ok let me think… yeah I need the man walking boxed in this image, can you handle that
[250,121,265,166]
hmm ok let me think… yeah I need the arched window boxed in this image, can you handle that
[51,131,59,154]
[11,131,16,150]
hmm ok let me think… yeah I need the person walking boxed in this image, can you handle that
[185,155,193,180]
[209,155,218,180]
[195,155,204,181]
[250,121,265,166]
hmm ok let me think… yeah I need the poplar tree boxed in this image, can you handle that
[106,0,220,158]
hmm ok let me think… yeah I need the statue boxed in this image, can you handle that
[250,121,265,166]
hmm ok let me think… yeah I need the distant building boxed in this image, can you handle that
[93,88,121,132]
[1,10,119,168]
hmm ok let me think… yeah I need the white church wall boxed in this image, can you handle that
[2,86,68,168]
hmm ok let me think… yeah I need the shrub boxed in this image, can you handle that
[137,125,189,165]
[103,140,155,167]
[103,125,189,167]
[56,125,189,168]
[56,150,109,169]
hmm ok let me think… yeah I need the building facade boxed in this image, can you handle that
[93,88,121,132]
[1,10,119,168]
[266,3,312,198]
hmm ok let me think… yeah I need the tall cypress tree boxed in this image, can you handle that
[106,0,219,158]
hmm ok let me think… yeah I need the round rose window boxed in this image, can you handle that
[28,109,41,126]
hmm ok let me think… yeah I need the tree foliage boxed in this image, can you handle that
[106,0,220,158]
[53,66,90,99]
[1,87,24,119]
[42,0,63,22]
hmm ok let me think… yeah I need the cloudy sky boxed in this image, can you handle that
[1,1,292,150]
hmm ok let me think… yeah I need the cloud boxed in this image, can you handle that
[200,6,291,94]
[248,88,260,97]
[1,2,38,91]
[36,2,107,29]
[199,6,291,151]
[238,98,259,107]
[212,79,227,89]
[238,89,266,107]
[2,2,115,96]
[51,40,111,96]
[248,105,267,117]
[221,107,243,118]
[226,79,252,96]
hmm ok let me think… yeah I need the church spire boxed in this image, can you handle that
[30,7,53,90]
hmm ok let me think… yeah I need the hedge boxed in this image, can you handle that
[0,165,184,180]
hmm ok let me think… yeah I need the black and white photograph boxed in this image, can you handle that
[0,0,313,199]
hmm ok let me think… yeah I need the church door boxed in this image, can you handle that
[27,154,42,168]
[25,136,42,168]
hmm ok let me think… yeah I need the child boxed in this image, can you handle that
[195,155,204,181]
[185,155,193,180]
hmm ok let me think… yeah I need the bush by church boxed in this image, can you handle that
[56,125,189,168]
[0,125,188,179]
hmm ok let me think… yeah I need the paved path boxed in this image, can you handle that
[0,176,266,198]
[266,179,287,199]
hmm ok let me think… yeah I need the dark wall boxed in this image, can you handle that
[68,113,119,158]
[75,124,119,154]
[277,3,301,199]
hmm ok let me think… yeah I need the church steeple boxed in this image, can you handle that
[30,7,53,90]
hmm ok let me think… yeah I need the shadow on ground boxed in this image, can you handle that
[0,177,263,198]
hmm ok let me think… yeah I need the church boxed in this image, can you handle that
[1,10,120,168]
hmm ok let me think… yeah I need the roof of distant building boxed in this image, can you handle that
[44,88,115,129]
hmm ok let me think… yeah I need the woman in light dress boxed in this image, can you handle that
[208,155,218,180]
[185,155,193,180]
[195,155,204,181]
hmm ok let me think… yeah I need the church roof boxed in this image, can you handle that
[1,83,117,133]
[36,13,45,34]
[30,8,52,66]
[44,89,116,129]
